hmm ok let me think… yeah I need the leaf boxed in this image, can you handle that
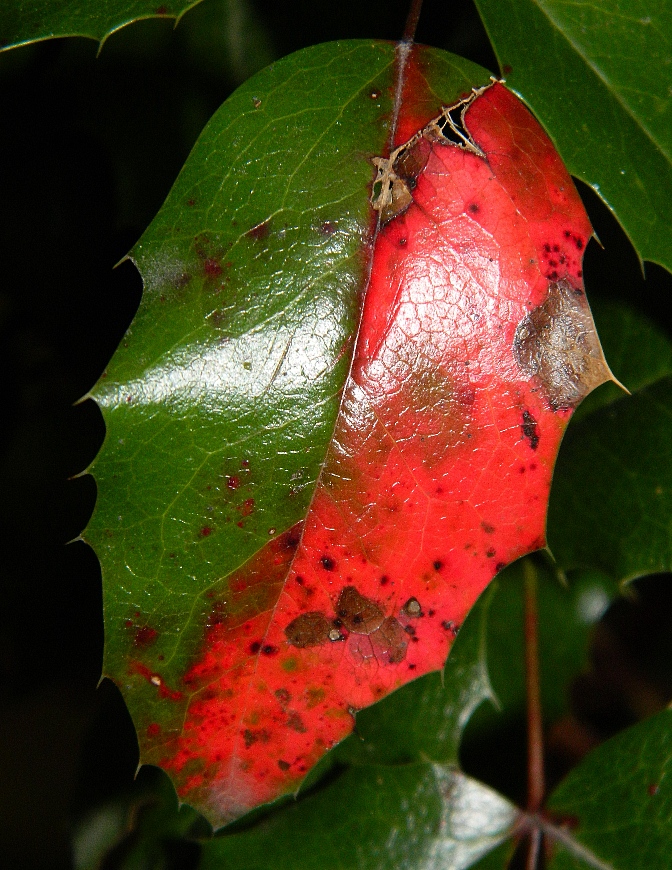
[0,0,203,50]
[549,377,672,580]
[569,298,672,424]
[474,0,672,274]
[545,710,672,869]
[199,764,518,870]
[86,40,612,827]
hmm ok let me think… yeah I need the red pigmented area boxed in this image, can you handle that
[144,80,598,825]
[134,626,159,648]
[247,219,271,241]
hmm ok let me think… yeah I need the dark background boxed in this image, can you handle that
[1,1,670,867]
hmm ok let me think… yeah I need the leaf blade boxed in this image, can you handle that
[474,0,672,272]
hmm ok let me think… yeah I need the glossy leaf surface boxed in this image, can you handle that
[549,377,672,580]
[475,0,672,274]
[546,710,672,869]
[201,765,518,870]
[0,0,202,49]
[86,40,611,826]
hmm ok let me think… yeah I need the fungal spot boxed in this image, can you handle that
[261,645,278,656]
[243,728,270,748]
[372,616,407,664]
[249,641,262,654]
[468,202,480,213]
[134,626,158,648]
[402,597,422,617]
[441,620,460,636]
[227,475,240,490]
[320,555,336,571]
[287,712,307,733]
[278,759,291,771]
[433,560,443,571]
[521,410,539,451]
[481,522,495,534]
[320,221,336,235]
[274,688,290,706]
[247,219,270,241]
[204,258,222,278]
[404,624,416,636]
[513,279,615,410]
[335,586,384,634]
[486,548,496,559]
[380,575,390,586]
[284,612,331,648]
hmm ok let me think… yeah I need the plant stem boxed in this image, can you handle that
[524,558,544,814]
[523,558,545,870]
[402,0,424,43]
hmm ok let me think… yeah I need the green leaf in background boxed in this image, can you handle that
[0,0,202,49]
[549,377,672,580]
[546,709,672,869]
[200,764,518,870]
[474,0,672,273]
[548,295,672,579]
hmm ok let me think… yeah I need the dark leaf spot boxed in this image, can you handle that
[247,219,271,241]
[513,280,611,410]
[402,597,422,617]
[285,612,331,648]
[134,626,158,648]
[287,712,307,733]
[320,555,335,571]
[522,410,539,451]
[335,586,384,634]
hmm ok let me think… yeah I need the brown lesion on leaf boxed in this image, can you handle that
[371,83,492,223]
[335,586,385,634]
[513,279,619,410]
[521,409,539,451]
[373,616,408,664]
[284,612,332,648]
[402,597,422,617]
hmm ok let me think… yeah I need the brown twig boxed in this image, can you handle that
[524,558,545,869]
[402,0,424,44]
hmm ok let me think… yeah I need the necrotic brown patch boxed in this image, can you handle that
[335,586,384,634]
[372,616,407,664]
[513,279,612,410]
[284,612,331,648]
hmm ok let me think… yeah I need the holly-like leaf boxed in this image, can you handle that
[545,710,672,869]
[86,40,613,827]
[0,0,202,50]
[549,376,672,580]
[200,764,518,870]
[474,0,672,274]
